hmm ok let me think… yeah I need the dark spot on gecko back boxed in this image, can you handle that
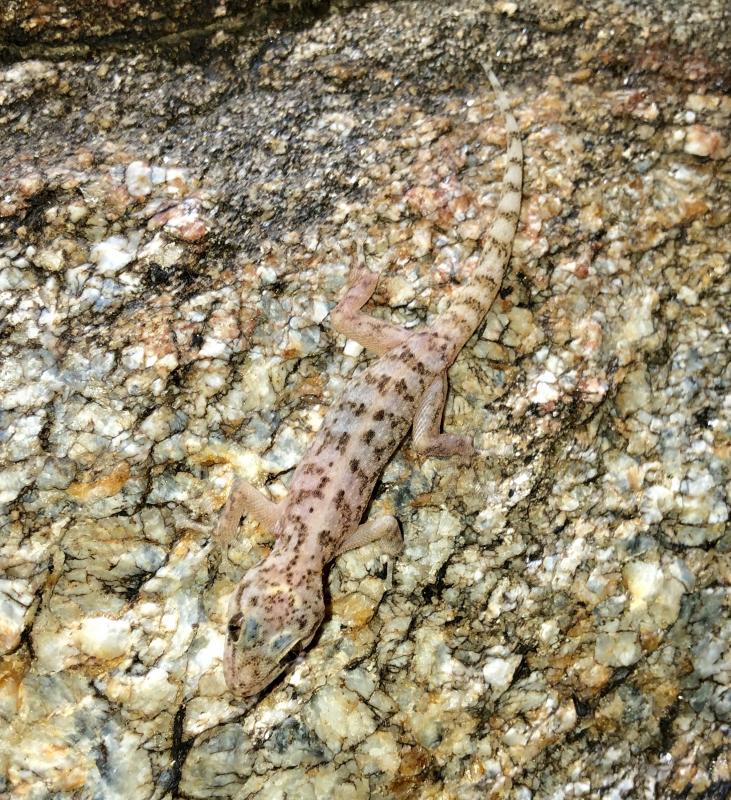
[394,378,414,401]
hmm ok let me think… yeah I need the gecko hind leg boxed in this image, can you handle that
[335,515,403,557]
[215,477,282,546]
[412,374,475,458]
[330,242,408,355]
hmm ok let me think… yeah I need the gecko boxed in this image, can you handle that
[216,65,523,696]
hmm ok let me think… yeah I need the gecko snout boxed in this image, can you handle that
[223,573,325,696]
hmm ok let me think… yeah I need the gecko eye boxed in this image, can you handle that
[279,640,304,668]
[227,613,244,642]
[228,615,262,647]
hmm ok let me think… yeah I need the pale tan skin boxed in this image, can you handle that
[217,68,523,696]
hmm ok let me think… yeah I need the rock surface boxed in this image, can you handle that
[0,0,330,51]
[1,1,729,798]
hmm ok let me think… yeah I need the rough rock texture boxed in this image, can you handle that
[0,0,333,52]
[1,1,729,799]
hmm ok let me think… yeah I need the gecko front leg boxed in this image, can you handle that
[217,476,402,554]
[215,477,282,546]
[412,373,475,458]
[335,515,403,557]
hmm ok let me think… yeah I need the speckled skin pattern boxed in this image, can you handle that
[218,68,523,696]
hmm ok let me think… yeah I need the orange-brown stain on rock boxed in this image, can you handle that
[0,651,30,716]
[330,592,378,629]
[388,744,434,799]
[67,463,130,502]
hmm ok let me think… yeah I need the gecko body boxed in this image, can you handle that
[218,67,523,695]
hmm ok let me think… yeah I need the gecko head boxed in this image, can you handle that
[223,564,325,696]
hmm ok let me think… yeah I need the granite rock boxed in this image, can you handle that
[1,1,729,798]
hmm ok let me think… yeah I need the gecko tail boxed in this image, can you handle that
[435,65,523,360]
[479,63,523,267]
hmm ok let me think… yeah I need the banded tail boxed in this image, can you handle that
[436,66,523,361]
